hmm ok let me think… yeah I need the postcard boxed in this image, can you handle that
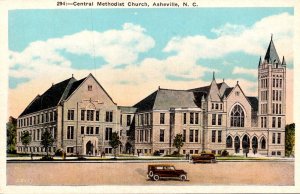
[1,0,299,193]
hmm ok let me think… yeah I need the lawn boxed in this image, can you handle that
[7,153,30,157]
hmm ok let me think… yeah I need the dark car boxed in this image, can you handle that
[147,164,187,181]
[191,153,217,163]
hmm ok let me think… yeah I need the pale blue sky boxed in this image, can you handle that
[9,8,293,89]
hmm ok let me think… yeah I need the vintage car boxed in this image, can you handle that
[147,164,188,181]
[191,153,217,163]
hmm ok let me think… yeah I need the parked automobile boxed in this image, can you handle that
[191,153,217,163]
[147,164,187,181]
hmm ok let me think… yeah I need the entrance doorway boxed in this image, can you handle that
[86,141,93,155]
[234,136,240,153]
[252,136,258,154]
[242,135,250,154]
[125,142,132,154]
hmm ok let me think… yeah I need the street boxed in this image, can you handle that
[7,161,294,185]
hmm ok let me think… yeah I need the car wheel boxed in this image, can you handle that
[180,174,187,181]
[148,171,154,178]
[153,175,160,181]
[179,174,187,181]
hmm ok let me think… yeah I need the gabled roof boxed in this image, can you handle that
[19,73,118,117]
[189,83,223,92]
[192,91,207,108]
[65,77,86,99]
[153,89,198,110]
[134,88,199,112]
[247,96,258,112]
[223,87,233,98]
[134,90,158,112]
[264,36,281,64]
[19,77,76,117]
[118,106,137,113]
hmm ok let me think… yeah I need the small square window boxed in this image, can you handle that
[235,91,240,96]
[88,85,92,91]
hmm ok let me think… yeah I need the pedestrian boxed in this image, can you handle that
[31,151,33,160]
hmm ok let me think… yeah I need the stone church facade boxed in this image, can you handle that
[16,37,286,157]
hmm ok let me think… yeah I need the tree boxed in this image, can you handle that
[285,123,295,157]
[109,132,122,159]
[41,130,55,157]
[21,131,31,154]
[173,134,184,155]
[6,117,17,153]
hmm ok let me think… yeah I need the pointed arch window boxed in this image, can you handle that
[230,104,245,127]
[226,136,233,148]
[261,137,266,149]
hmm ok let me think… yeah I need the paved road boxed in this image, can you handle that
[7,161,294,186]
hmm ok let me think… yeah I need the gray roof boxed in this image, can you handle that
[264,37,281,64]
[189,83,223,92]
[223,87,233,98]
[19,76,87,117]
[118,106,137,113]
[247,96,258,112]
[134,88,199,111]
[20,77,76,117]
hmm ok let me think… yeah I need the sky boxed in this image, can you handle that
[8,8,294,123]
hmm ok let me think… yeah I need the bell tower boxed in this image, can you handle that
[258,35,286,156]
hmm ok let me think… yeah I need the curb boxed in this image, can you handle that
[6,159,294,163]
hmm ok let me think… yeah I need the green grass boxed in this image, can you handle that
[216,156,273,160]
[7,153,30,157]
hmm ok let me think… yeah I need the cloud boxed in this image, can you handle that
[8,13,294,124]
[164,12,293,63]
[232,67,257,77]
[211,23,246,36]
[9,23,155,79]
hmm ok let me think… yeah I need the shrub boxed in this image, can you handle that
[153,150,160,156]
[221,150,229,157]
[7,150,17,154]
[40,155,54,161]
[54,149,63,156]
[77,156,87,160]
[164,151,184,157]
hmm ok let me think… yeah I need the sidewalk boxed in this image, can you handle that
[6,155,294,163]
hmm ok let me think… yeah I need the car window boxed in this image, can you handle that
[164,166,175,170]
[156,167,164,170]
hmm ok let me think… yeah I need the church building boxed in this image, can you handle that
[16,37,286,157]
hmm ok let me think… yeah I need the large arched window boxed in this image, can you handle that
[226,136,233,148]
[230,104,245,127]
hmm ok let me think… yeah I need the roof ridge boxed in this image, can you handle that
[57,77,78,104]
[159,88,189,92]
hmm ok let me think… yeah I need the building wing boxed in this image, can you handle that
[19,77,76,117]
